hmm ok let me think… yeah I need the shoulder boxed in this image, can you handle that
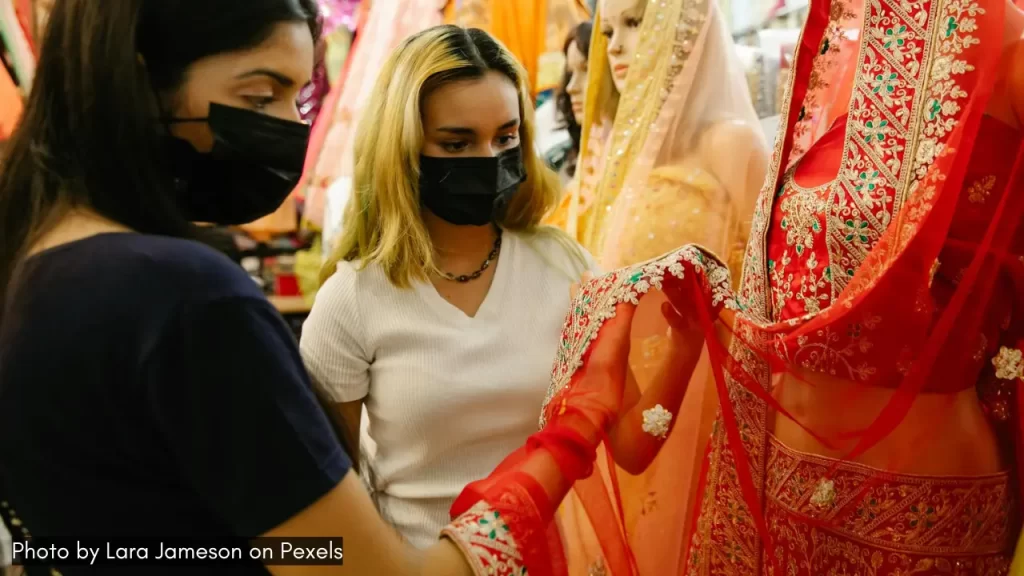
[695,119,770,194]
[514,227,599,278]
[698,119,767,158]
[61,233,263,305]
[306,258,389,329]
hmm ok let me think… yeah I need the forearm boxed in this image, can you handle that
[606,328,705,473]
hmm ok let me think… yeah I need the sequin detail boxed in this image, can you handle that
[992,346,1024,381]
[641,404,673,439]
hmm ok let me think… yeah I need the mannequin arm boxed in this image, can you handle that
[606,299,705,474]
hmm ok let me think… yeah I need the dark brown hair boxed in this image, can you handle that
[556,21,593,177]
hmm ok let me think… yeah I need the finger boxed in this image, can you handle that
[569,282,580,301]
[661,302,689,332]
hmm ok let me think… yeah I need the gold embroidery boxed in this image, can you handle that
[778,186,825,256]
[766,437,1013,555]
[809,478,837,508]
[686,0,988,570]
[968,175,997,203]
[441,501,526,576]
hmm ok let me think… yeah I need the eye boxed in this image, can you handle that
[625,17,642,28]
[442,141,470,153]
[601,27,613,38]
[244,95,275,110]
[497,133,520,147]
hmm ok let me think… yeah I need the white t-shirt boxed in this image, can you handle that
[300,230,595,548]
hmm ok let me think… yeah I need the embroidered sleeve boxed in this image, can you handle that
[441,501,526,576]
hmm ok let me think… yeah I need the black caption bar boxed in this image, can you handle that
[10,537,343,566]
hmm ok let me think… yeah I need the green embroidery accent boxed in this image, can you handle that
[928,99,942,120]
[864,119,888,143]
[627,271,644,284]
[477,511,508,540]
[855,170,881,192]
[883,25,908,48]
[872,72,899,94]
[844,220,870,244]
[945,16,959,38]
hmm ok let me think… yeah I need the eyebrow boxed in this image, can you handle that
[624,5,645,18]
[235,68,297,87]
[436,119,520,135]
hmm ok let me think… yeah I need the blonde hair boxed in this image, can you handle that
[321,25,577,287]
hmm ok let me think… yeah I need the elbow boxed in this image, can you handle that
[606,426,660,475]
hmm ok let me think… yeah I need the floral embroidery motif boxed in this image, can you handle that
[641,404,673,438]
[588,559,607,576]
[992,346,1024,381]
[540,246,736,428]
[442,501,527,576]
[778,187,825,256]
[968,174,997,204]
[755,438,1014,574]
[809,478,836,508]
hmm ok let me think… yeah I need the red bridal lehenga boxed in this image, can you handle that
[439,0,1024,572]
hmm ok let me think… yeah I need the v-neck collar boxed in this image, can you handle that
[415,231,514,323]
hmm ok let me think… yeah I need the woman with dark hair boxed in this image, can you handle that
[553,21,592,179]
[0,3,603,575]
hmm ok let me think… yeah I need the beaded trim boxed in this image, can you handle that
[441,501,526,576]
[540,244,737,428]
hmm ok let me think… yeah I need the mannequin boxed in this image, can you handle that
[589,0,767,273]
[546,0,768,572]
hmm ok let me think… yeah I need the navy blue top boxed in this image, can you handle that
[0,233,351,574]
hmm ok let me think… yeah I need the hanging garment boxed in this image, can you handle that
[447,0,588,96]
[299,0,445,248]
[0,41,22,140]
[0,0,33,92]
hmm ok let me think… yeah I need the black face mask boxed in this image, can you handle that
[165,103,311,225]
[418,147,527,226]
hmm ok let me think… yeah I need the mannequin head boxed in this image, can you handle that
[565,34,590,124]
[600,0,645,92]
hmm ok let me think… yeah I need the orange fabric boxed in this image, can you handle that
[492,0,545,94]
[0,66,23,140]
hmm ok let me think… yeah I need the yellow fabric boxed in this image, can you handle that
[1012,532,1024,576]
[599,165,740,274]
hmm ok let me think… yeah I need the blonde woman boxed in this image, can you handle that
[299,25,596,549]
